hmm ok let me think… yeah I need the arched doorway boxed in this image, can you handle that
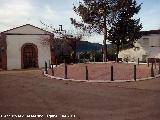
[21,43,38,69]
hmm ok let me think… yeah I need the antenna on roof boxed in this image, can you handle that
[59,25,63,31]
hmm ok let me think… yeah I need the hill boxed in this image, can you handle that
[77,41,112,53]
[77,41,102,52]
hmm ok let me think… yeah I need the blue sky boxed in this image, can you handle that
[136,0,160,30]
[0,0,159,43]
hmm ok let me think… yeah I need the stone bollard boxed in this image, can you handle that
[151,62,154,77]
[134,65,136,81]
[45,61,48,74]
[51,64,54,76]
[85,65,88,80]
[64,61,67,79]
[159,62,160,74]
[111,65,114,81]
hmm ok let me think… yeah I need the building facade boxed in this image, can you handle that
[0,24,55,70]
[118,29,160,62]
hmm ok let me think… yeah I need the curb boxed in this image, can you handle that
[43,63,160,83]
[44,71,86,82]
[43,70,160,83]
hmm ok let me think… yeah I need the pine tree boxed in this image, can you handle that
[71,0,142,62]
[108,0,142,62]
[70,0,117,62]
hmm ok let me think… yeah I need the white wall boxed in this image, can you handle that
[119,33,160,62]
[6,35,51,70]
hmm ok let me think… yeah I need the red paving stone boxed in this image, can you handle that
[48,63,159,81]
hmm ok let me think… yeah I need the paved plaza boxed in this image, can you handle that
[50,63,157,81]
[0,70,160,120]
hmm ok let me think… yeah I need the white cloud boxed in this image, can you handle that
[41,5,61,21]
[0,0,159,44]
[0,0,34,31]
[0,0,32,17]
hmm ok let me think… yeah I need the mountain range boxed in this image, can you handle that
[77,41,112,52]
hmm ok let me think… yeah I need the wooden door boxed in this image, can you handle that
[23,45,37,68]
[0,50,2,68]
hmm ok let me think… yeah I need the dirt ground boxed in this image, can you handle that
[50,63,159,80]
[0,70,160,120]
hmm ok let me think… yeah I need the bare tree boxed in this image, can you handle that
[40,21,82,63]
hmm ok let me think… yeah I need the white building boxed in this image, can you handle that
[118,29,160,62]
[0,24,56,70]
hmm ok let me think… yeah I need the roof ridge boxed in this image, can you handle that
[141,29,160,35]
[1,24,53,35]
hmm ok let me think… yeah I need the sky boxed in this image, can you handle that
[0,0,159,44]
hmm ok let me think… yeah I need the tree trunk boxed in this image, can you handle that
[73,40,77,63]
[103,39,107,62]
[103,14,108,62]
